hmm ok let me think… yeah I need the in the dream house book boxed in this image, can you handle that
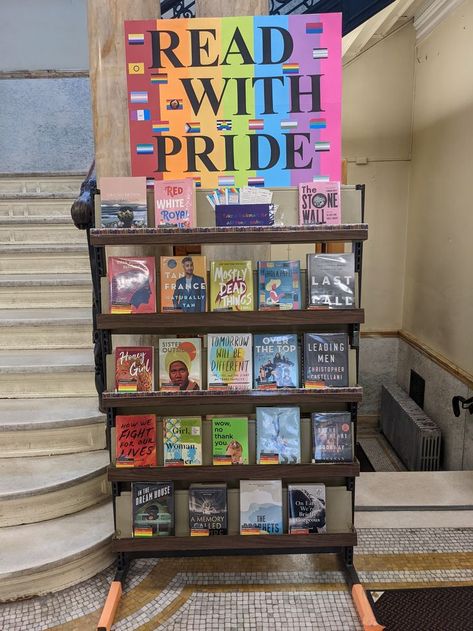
[189,484,227,536]
[254,334,299,389]
[108,256,156,314]
[312,412,353,462]
[207,334,252,390]
[154,178,196,229]
[132,482,173,537]
[163,417,202,466]
[288,483,326,534]
[160,255,207,313]
[115,346,154,392]
[240,480,283,535]
[159,338,201,391]
[211,417,249,465]
[307,253,355,308]
[303,332,348,388]
[298,181,341,225]
[115,415,157,468]
[100,176,147,228]
[256,407,301,464]
[257,260,301,310]
[210,260,253,311]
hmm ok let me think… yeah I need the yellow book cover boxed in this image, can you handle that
[209,260,253,311]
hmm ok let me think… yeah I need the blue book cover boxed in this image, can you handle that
[240,480,283,535]
[257,260,301,310]
[256,407,301,464]
[254,334,299,389]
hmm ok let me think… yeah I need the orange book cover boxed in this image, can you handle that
[115,414,157,467]
[159,255,207,312]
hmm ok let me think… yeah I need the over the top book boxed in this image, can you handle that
[154,178,196,229]
[298,181,341,225]
[108,256,156,314]
[257,260,301,310]
[210,260,253,311]
[253,334,299,389]
[160,255,207,313]
[115,414,157,467]
[307,253,355,309]
[115,346,154,392]
[207,334,252,390]
[100,176,147,228]
[303,332,348,388]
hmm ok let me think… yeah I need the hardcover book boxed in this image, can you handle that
[256,407,301,464]
[159,338,201,391]
[115,346,154,392]
[303,333,348,388]
[132,482,173,537]
[253,334,299,389]
[211,417,249,465]
[207,334,252,390]
[288,483,326,534]
[108,256,156,314]
[163,417,202,466]
[307,253,355,308]
[154,178,196,229]
[312,412,353,462]
[257,260,301,311]
[189,484,228,536]
[100,176,147,228]
[240,480,283,535]
[298,181,341,225]
[115,415,157,468]
[210,260,253,311]
[160,255,207,313]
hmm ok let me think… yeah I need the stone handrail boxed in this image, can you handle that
[71,160,96,230]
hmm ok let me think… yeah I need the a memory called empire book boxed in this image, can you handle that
[210,260,253,311]
[288,483,326,534]
[163,417,202,466]
[211,417,249,465]
[298,181,341,225]
[189,484,227,536]
[132,482,173,537]
[115,346,154,392]
[115,414,156,467]
[312,412,353,462]
[303,332,348,388]
[240,480,283,535]
[154,178,196,229]
[253,334,299,389]
[257,260,301,310]
[256,407,301,464]
[108,256,156,314]
[160,255,207,313]
[100,176,147,228]
[159,338,201,391]
[207,333,252,390]
[307,253,355,308]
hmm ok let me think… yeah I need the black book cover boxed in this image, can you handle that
[132,482,174,537]
[288,484,326,534]
[189,484,227,535]
[312,412,353,462]
[307,253,355,308]
[303,332,348,388]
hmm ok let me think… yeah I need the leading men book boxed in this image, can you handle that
[210,260,254,311]
[108,256,156,314]
[303,332,348,388]
[257,260,301,310]
[288,483,326,534]
[115,346,154,392]
[256,407,301,464]
[159,338,201,391]
[154,178,196,229]
[312,412,353,462]
[189,484,228,536]
[115,414,157,468]
[240,480,283,535]
[132,482,174,537]
[100,176,147,228]
[163,417,202,466]
[211,417,249,465]
[160,255,207,312]
[253,334,299,389]
[207,333,252,390]
[307,253,355,309]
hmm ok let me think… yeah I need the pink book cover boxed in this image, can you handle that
[154,179,196,229]
[298,181,341,225]
[108,256,156,314]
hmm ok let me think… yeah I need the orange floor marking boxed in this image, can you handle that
[352,583,385,631]
[97,581,123,631]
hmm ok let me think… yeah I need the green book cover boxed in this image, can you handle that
[209,260,253,311]
[163,417,202,466]
[211,417,249,465]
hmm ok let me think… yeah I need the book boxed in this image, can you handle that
[209,260,253,311]
[189,484,228,536]
[312,412,353,462]
[163,416,202,466]
[154,178,196,229]
[160,255,207,313]
[115,414,157,467]
[303,332,349,388]
[158,338,201,391]
[211,417,249,465]
[132,482,173,537]
[288,484,326,534]
[207,333,252,390]
[108,256,156,314]
[99,176,147,228]
[256,407,301,464]
[240,480,283,535]
[253,334,299,389]
[298,181,341,225]
[307,253,355,309]
[115,346,154,392]
[257,260,301,311]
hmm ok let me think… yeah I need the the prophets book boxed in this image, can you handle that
[207,334,252,390]
[307,253,355,308]
[108,256,156,314]
[159,338,201,391]
[240,480,283,535]
[312,412,353,462]
[163,417,202,466]
[115,415,157,468]
[160,255,207,313]
[210,260,253,311]
[303,333,348,388]
[189,484,227,536]
[256,407,301,464]
[254,334,299,389]
[132,482,173,537]
[298,181,341,225]
[288,484,326,534]
[154,178,196,229]
[257,260,301,310]
[211,417,249,465]
[115,346,154,392]
[100,176,147,228]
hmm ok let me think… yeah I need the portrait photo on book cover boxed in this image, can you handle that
[165,345,199,391]
[172,256,206,312]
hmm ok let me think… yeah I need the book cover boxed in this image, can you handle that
[312,412,353,462]
[100,176,147,228]
[163,416,202,466]
[160,255,207,313]
[303,333,348,388]
[215,203,274,227]
[288,483,326,534]
[115,346,154,392]
[257,260,301,311]
[256,407,301,464]
[209,260,253,311]
[108,256,156,314]
[207,334,252,390]
[132,482,173,537]
[211,417,249,465]
[253,334,299,389]
[240,480,283,535]
[154,178,196,228]
[189,484,228,536]
[158,338,201,391]
[115,414,157,468]
[298,181,341,225]
[307,253,355,309]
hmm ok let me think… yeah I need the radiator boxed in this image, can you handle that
[380,383,441,471]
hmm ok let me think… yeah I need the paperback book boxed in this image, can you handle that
[240,480,283,535]
[211,417,249,465]
[100,176,147,228]
[154,178,196,229]
[108,256,156,314]
[257,260,301,310]
[253,334,299,389]
[307,253,355,308]
[115,414,157,468]
[256,407,301,464]
[298,181,341,225]
[312,412,353,462]
[159,338,201,391]
[210,260,253,311]
[163,417,202,466]
[115,346,154,392]
[189,484,228,536]
[303,333,348,388]
[160,255,207,313]
[207,334,252,390]
[132,482,173,537]
[288,483,326,534]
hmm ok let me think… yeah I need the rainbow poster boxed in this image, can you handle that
[125,15,341,187]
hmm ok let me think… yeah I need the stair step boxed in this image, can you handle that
[0,221,86,245]
[0,174,84,195]
[0,199,76,218]
[0,273,92,309]
[0,244,90,274]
